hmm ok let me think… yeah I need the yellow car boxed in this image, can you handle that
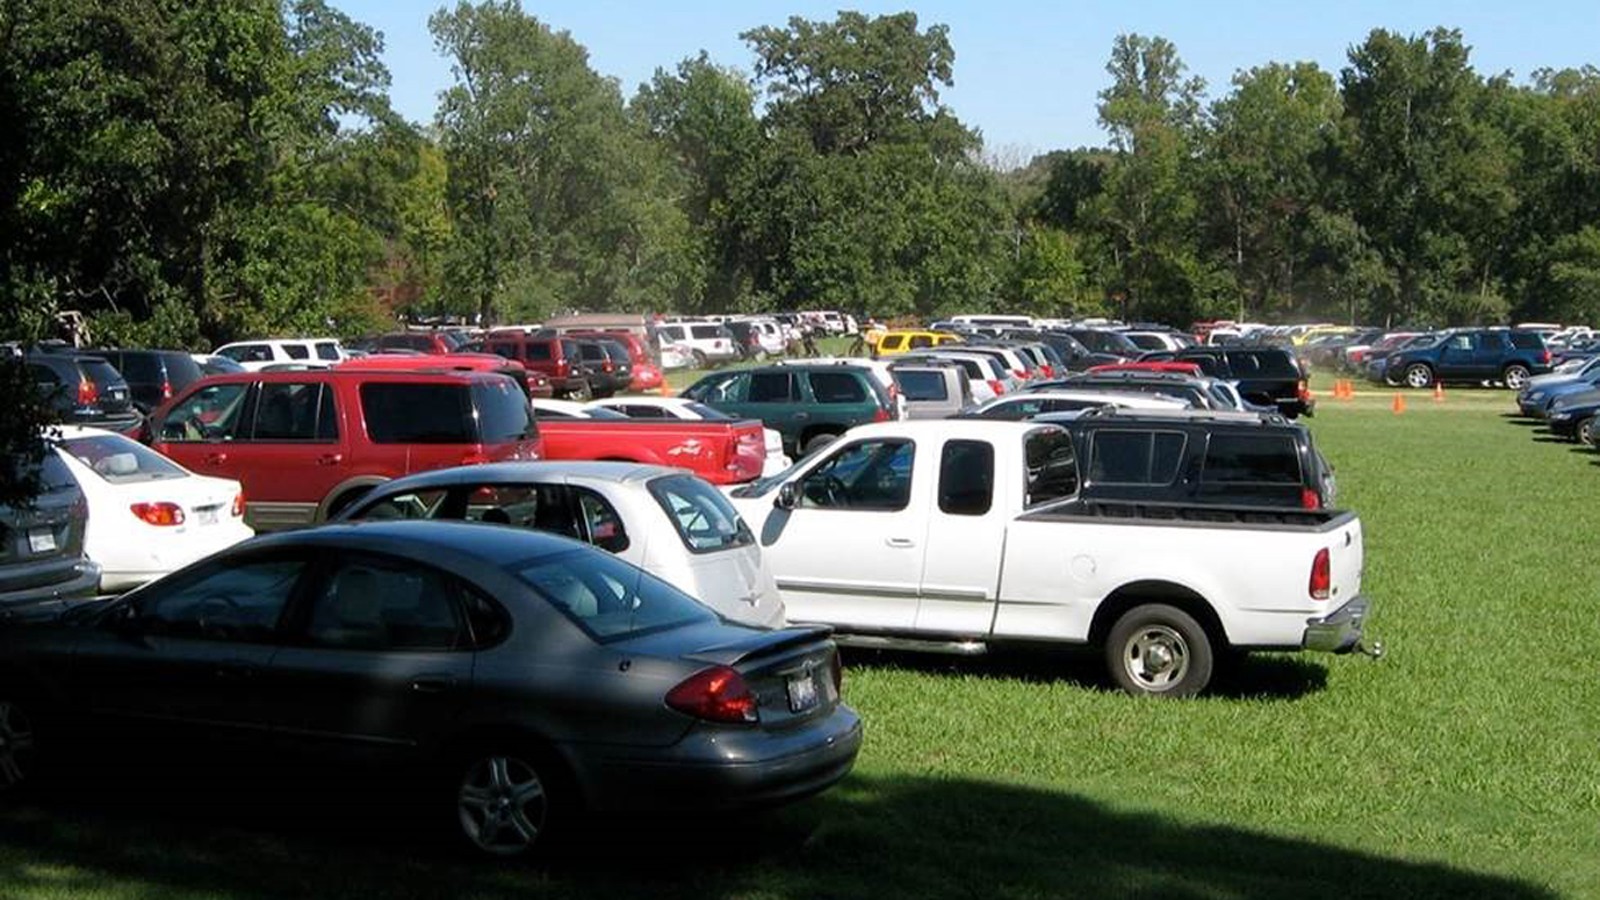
[1291,325,1354,346]
[874,330,965,356]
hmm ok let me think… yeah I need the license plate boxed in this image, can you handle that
[196,507,219,526]
[27,527,57,554]
[786,672,819,713]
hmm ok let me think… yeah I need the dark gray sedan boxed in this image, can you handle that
[0,520,862,856]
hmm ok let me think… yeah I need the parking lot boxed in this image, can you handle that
[3,387,1593,899]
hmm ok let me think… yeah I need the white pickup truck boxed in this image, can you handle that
[726,420,1376,696]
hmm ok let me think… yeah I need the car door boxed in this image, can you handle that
[916,438,1005,635]
[154,380,257,488]
[70,552,307,742]
[235,380,348,527]
[755,437,924,631]
[1437,333,1477,379]
[1473,332,1510,378]
[265,552,478,762]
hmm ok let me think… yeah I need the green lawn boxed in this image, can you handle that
[3,386,1598,899]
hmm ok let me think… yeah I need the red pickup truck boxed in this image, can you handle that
[530,403,767,485]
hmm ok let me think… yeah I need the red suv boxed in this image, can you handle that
[474,332,592,399]
[564,330,663,392]
[149,370,541,530]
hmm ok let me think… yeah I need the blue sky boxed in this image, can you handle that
[335,1,1600,155]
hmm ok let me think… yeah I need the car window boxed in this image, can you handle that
[747,371,795,403]
[648,474,752,553]
[690,325,723,340]
[252,382,337,442]
[1446,334,1472,351]
[304,558,470,651]
[515,548,715,642]
[57,434,187,483]
[1202,434,1301,484]
[1024,428,1078,507]
[472,379,535,442]
[281,344,310,360]
[1089,430,1187,485]
[220,344,272,363]
[893,370,949,401]
[1509,332,1545,350]
[115,353,161,382]
[133,557,303,642]
[616,404,668,418]
[938,440,994,516]
[161,382,252,442]
[688,372,743,403]
[360,383,474,443]
[575,488,629,553]
[799,439,913,511]
[314,342,341,361]
[809,371,868,404]
[351,488,450,521]
[28,363,61,387]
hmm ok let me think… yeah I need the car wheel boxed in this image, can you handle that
[1105,604,1214,698]
[1502,364,1530,391]
[569,381,593,402]
[1579,417,1597,446]
[802,433,838,456]
[1404,364,1433,389]
[454,747,558,857]
[692,350,709,370]
[0,697,39,793]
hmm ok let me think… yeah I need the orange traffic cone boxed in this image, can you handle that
[1391,393,1406,414]
[1339,380,1351,400]
[1432,382,1444,402]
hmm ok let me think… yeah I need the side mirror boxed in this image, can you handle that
[775,482,800,511]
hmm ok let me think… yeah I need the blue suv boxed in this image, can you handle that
[1384,329,1550,391]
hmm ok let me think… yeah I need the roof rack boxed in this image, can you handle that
[1078,406,1292,426]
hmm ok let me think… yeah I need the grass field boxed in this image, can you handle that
[3,383,1598,899]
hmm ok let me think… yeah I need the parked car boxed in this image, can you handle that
[1516,361,1600,418]
[337,462,785,627]
[368,331,465,355]
[526,401,769,486]
[85,349,205,415]
[995,329,1116,371]
[0,446,101,615]
[873,330,964,357]
[1062,328,1142,360]
[585,396,792,477]
[336,352,554,399]
[1139,347,1314,418]
[682,363,894,458]
[888,362,974,419]
[564,330,663,392]
[1119,330,1194,353]
[192,354,247,377]
[962,390,1189,420]
[213,339,347,372]
[1545,387,1600,443]
[50,426,252,591]
[148,369,542,530]
[654,322,739,368]
[1052,408,1336,509]
[25,350,142,433]
[726,420,1374,697]
[775,358,909,420]
[1027,371,1224,411]
[1383,329,1551,390]
[0,520,861,853]
[895,351,1014,403]
[573,339,631,399]
[473,332,592,399]
[725,319,788,359]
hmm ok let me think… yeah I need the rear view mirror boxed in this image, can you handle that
[775,482,800,511]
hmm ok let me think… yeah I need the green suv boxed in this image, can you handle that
[682,363,894,457]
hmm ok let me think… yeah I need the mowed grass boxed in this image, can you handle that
[3,385,1598,899]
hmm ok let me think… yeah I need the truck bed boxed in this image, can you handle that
[1021,498,1355,532]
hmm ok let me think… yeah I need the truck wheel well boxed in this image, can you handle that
[1089,581,1228,650]
[799,426,841,446]
[321,484,379,521]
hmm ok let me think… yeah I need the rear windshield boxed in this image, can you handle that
[79,358,124,387]
[1089,430,1187,485]
[1229,351,1299,377]
[473,380,537,442]
[648,474,755,554]
[58,433,187,483]
[361,383,475,444]
[1203,434,1301,484]
[1125,334,1166,350]
[893,369,950,401]
[1023,428,1079,507]
[1509,332,1547,350]
[515,548,715,641]
[115,353,162,381]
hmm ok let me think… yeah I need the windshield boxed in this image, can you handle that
[515,548,715,642]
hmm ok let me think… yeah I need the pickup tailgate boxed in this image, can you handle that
[538,420,765,484]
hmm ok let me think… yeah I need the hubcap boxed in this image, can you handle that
[0,702,36,789]
[1506,368,1527,389]
[458,756,547,855]
[1407,367,1429,388]
[1123,626,1191,692]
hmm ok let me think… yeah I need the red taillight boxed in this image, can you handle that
[77,376,98,407]
[1309,548,1331,600]
[1300,487,1321,510]
[130,502,185,527]
[988,379,1005,396]
[603,360,615,372]
[556,359,570,377]
[160,379,173,401]
[666,666,759,724]
[1013,368,1028,379]
[231,492,246,517]
[1041,365,1055,378]
[1541,350,1552,364]
[1297,379,1311,402]
[873,405,891,422]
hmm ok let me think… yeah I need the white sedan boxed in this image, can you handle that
[50,426,253,591]
[585,396,793,476]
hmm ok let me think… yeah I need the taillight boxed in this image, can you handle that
[873,405,891,422]
[556,359,570,377]
[988,379,1005,395]
[1013,368,1028,379]
[603,360,615,372]
[77,376,98,407]
[1297,380,1311,401]
[666,666,759,724]
[1300,487,1321,510]
[1041,365,1055,378]
[1309,548,1331,600]
[1541,350,1552,364]
[231,492,246,517]
[160,379,173,401]
[130,502,186,527]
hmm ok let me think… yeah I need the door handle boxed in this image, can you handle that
[794,411,810,420]
[410,676,457,694]
[885,537,916,548]
[315,453,344,466]
[204,452,228,466]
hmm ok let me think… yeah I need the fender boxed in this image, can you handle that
[315,475,391,521]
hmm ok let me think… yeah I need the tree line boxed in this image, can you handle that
[5,1,1600,356]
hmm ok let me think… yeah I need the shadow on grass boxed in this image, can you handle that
[840,644,1328,702]
[0,770,1551,900]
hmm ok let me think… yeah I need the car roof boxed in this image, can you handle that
[249,518,593,568]
[363,460,680,493]
[841,419,1053,443]
[1080,407,1294,426]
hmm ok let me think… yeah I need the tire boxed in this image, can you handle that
[692,350,709,370]
[450,744,563,858]
[1501,364,1530,391]
[0,696,40,793]
[1578,417,1597,447]
[802,432,838,456]
[1403,363,1434,389]
[1105,604,1215,698]
[568,381,593,402]
[324,486,373,521]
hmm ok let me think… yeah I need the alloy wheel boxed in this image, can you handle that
[1405,365,1432,389]
[457,755,548,856]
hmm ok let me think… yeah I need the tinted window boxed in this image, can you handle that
[79,358,124,388]
[304,558,469,651]
[616,405,668,418]
[1509,332,1546,350]
[1232,351,1298,377]
[938,440,994,516]
[1089,430,1187,485]
[361,383,474,443]
[281,344,310,360]
[135,557,302,642]
[559,340,580,361]
[748,371,795,403]
[579,344,606,361]
[161,382,252,442]
[1024,429,1078,507]
[575,488,629,553]
[116,353,162,381]
[314,342,341,361]
[1126,334,1166,350]
[516,549,714,642]
[349,488,450,521]
[894,370,949,401]
[799,439,913,511]
[220,344,272,363]
[252,382,336,441]
[28,363,60,387]
[472,379,535,442]
[809,371,868,404]
[58,434,186,483]
[648,474,753,553]
[1203,434,1301,484]
[690,325,724,340]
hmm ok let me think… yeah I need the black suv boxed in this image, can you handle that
[1,447,101,616]
[1141,347,1314,418]
[83,349,205,414]
[1042,408,1335,509]
[573,338,632,398]
[25,350,141,432]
